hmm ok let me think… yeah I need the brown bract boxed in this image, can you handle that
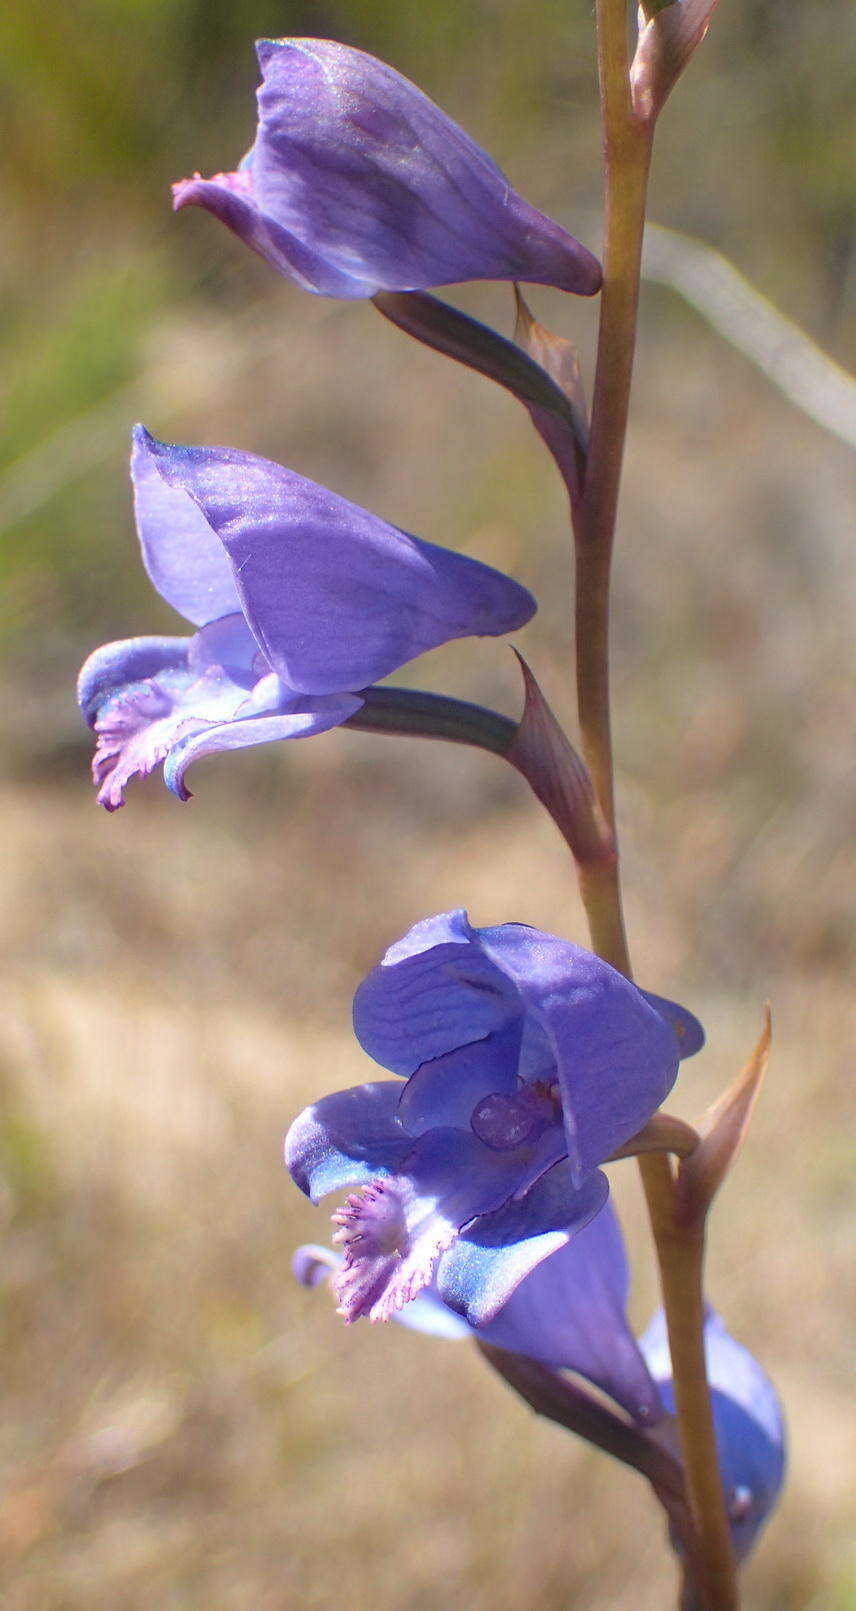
[630,0,723,124]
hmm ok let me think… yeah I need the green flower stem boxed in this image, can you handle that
[572,3,739,1608]
[643,1189,739,1611]
[346,685,516,756]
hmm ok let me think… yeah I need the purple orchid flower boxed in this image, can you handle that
[285,909,703,1333]
[294,1198,663,1424]
[640,1308,786,1559]
[77,428,535,809]
[172,38,601,300]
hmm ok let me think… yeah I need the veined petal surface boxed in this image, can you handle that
[132,425,240,626]
[174,38,602,299]
[145,436,535,696]
[354,910,686,1185]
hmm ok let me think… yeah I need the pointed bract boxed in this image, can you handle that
[173,38,602,299]
[505,653,605,865]
[631,0,722,124]
[676,1008,770,1225]
[513,287,589,498]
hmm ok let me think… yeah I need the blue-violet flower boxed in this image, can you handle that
[640,1307,786,1559]
[285,910,703,1331]
[294,1198,663,1424]
[78,428,535,809]
[173,38,602,300]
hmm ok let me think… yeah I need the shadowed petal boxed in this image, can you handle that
[477,924,681,1183]
[396,1025,521,1136]
[640,1308,786,1559]
[331,1125,548,1323]
[477,1205,662,1423]
[164,691,364,800]
[186,613,262,681]
[174,39,602,298]
[144,436,536,695]
[641,989,705,1058]
[435,1161,609,1326]
[353,909,519,1073]
[285,1082,411,1201]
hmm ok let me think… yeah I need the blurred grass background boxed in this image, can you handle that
[1,1,854,1607]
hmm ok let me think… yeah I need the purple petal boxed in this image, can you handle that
[82,643,253,812]
[175,39,601,299]
[478,1205,662,1423]
[435,1161,609,1326]
[79,618,357,808]
[293,1203,660,1421]
[640,1308,786,1559]
[330,1124,545,1323]
[292,1243,339,1290]
[285,1082,411,1201]
[132,425,241,626]
[186,612,262,681]
[641,989,705,1058]
[77,635,190,728]
[143,436,535,694]
[172,171,365,298]
[354,911,682,1184]
[163,691,363,801]
[477,924,682,1183]
[396,1025,521,1136]
[353,909,520,1074]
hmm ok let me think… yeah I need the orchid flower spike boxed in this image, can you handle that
[294,1199,663,1425]
[286,910,703,1335]
[640,1307,786,1560]
[173,38,602,300]
[78,429,535,809]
